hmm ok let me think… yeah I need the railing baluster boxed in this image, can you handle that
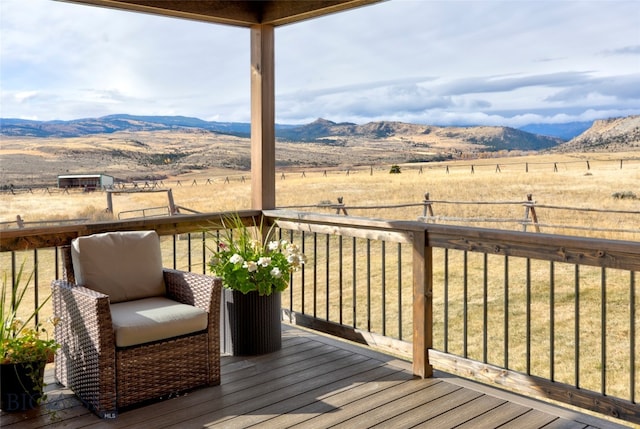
[201,232,206,274]
[631,270,636,404]
[352,236,357,329]
[601,267,607,395]
[483,253,488,363]
[382,241,386,337]
[444,248,449,353]
[366,239,371,332]
[187,233,192,271]
[325,234,330,320]
[526,257,531,375]
[504,255,509,368]
[34,248,39,326]
[289,229,295,322]
[550,261,555,382]
[339,235,343,325]
[463,250,468,358]
[575,264,580,388]
[398,242,402,341]
[301,231,307,316]
[172,235,177,269]
[313,232,317,318]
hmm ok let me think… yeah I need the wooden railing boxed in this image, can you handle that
[0,210,637,424]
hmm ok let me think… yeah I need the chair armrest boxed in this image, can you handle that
[163,270,222,385]
[52,279,117,414]
[163,269,222,314]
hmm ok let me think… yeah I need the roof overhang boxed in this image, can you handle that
[59,0,383,27]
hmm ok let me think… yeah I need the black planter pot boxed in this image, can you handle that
[0,361,46,412]
[221,289,282,356]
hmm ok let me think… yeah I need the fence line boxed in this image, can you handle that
[283,192,639,237]
[2,157,639,194]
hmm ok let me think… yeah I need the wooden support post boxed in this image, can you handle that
[413,228,433,378]
[250,24,275,210]
[526,162,529,173]
[471,165,475,174]
[586,160,590,170]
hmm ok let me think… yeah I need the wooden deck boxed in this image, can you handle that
[2,325,630,429]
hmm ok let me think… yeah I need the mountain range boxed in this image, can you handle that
[1,114,639,154]
[1,113,587,140]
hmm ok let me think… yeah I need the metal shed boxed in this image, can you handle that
[57,174,114,190]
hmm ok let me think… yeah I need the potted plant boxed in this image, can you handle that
[208,214,305,355]
[1,262,59,412]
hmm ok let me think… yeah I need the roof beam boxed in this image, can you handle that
[59,0,382,27]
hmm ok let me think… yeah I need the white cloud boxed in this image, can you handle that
[1,0,639,125]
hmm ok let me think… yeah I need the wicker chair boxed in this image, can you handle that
[52,231,221,418]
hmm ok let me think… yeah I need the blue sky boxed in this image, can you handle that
[1,0,639,127]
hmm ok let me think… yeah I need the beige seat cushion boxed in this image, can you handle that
[71,230,165,303]
[110,297,208,347]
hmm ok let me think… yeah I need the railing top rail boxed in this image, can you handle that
[264,209,425,244]
[426,223,640,271]
[0,210,262,252]
[3,209,639,270]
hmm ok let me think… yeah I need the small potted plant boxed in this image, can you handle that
[1,262,59,412]
[208,214,305,355]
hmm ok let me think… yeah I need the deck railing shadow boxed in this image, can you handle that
[0,209,637,424]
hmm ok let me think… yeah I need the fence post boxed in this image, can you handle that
[523,194,540,233]
[336,197,348,215]
[167,189,177,215]
[413,227,433,378]
[106,191,113,214]
[422,193,435,219]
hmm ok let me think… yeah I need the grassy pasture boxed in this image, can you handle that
[2,152,639,239]
[1,152,639,404]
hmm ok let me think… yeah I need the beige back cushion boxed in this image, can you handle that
[71,230,165,303]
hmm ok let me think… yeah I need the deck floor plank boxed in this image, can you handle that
[1,325,630,429]
[296,379,458,429]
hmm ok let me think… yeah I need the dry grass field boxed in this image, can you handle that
[2,151,638,239]
[2,150,639,408]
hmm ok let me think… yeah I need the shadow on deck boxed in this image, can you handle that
[1,325,629,429]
